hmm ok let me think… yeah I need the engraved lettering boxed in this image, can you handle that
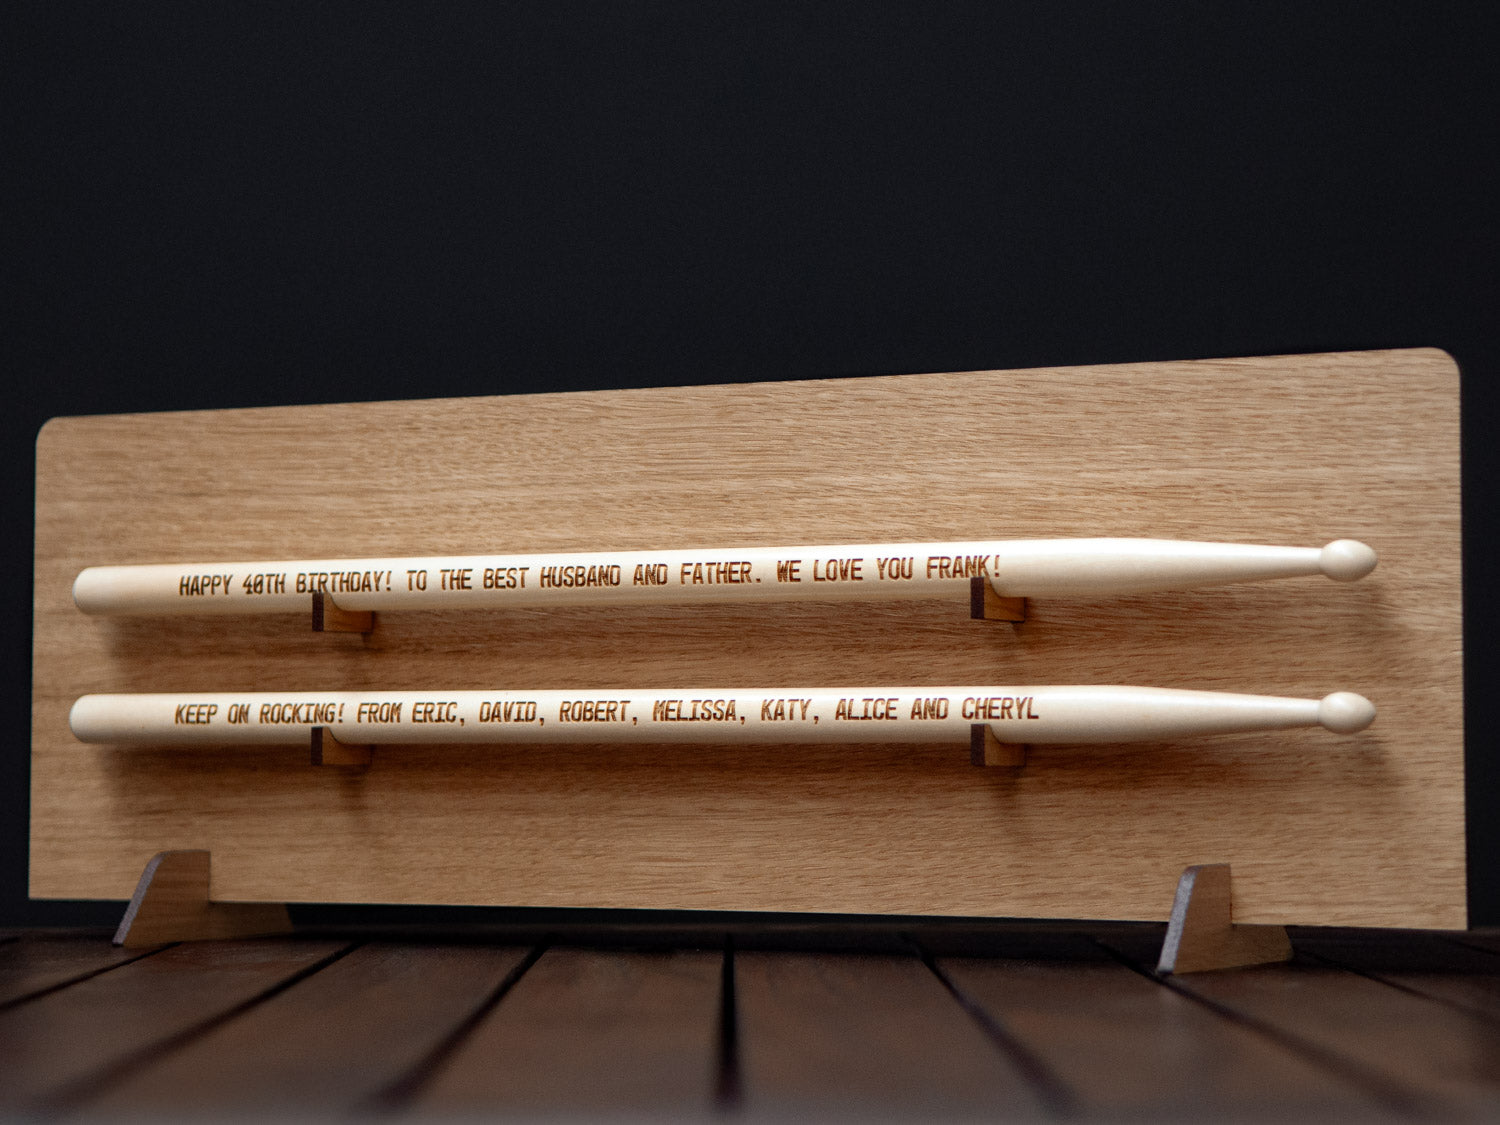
[651,698,739,722]
[439,567,473,591]
[241,572,287,596]
[178,573,233,597]
[759,697,811,721]
[356,701,403,723]
[173,702,218,724]
[960,696,1041,721]
[558,699,630,722]
[679,561,751,585]
[411,701,459,723]
[909,697,950,720]
[876,556,914,580]
[478,700,540,723]
[540,564,622,589]
[256,701,338,725]
[482,566,530,589]
[811,557,864,582]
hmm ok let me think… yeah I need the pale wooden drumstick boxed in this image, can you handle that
[69,686,1376,747]
[72,537,1377,615]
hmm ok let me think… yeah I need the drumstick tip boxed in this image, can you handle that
[1319,692,1376,733]
[1319,540,1377,582]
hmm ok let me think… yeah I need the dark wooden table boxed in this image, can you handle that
[4,922,1500,1119]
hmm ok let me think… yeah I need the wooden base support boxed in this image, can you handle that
[1156,863,1292,974]
[311,726,373,767]
[113,850,294,947]
[311,590,374,633]
[970,723,1027,767]
[969,577,1025,622]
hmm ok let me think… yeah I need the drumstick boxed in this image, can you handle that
[69,686,1375,746]
[72,538,1377,615]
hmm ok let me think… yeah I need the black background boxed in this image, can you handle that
[4,3,1497,928]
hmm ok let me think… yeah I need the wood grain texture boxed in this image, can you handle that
[86,942,531,1116]
[0,934,156,1007]
[0,938,347,1114]
[1295,929,1500,1022]
[30,349,1464,925]
[935,940,1383,1118]
[1178,963,1500,1115]
[416,947,722,1114]
[1100,933,1500,1116]
[733,950,1047,1115]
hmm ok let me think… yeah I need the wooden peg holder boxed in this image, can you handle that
[969,577,1026,622]
[311,725,373,767]
[1156,863,1292,974]
[970,723,1027,768]
[113,850,294,947]
[311,590,374,634]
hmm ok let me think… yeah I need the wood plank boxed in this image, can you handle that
[733,950,1048,1116]
[933,934,1385,1118]
[31,349,1464,926]
[415,946,723,1115]
[0,938,347,1116]
[1100,933,1500,1115]
[1294,928,1500,1022]
[81,942,531,1117]
[0,933,160,1008]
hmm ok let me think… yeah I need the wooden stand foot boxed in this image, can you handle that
[312,590,373,633]
[311,726,373,767]
[1156,863,1291,974]
[970,723,1027,767]
[969,577,1025,622]
[113,850,294,948]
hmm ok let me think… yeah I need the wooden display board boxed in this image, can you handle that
[31,349,1464,928]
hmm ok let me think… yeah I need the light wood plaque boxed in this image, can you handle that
[31,349,1464,927]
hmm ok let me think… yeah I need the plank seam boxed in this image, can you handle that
[913,942,1077,1117]
[0,942,175,1014]
[1299,949,1500,1028]
[364,940,548,1114]
[715,936,741,1112]
[1089,936,1438,1116]
[37,940,361,1117]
